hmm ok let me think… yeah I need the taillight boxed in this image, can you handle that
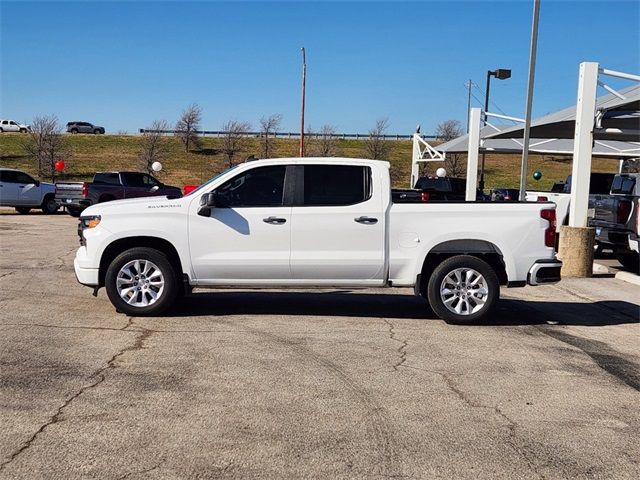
[617,200,632,224]
[420,191,430,202]
[540,208,556,248]
[537,196,548,202]
[81,182,89,197]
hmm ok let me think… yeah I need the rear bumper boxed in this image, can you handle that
[527,259,562,286]
[629,233,639,254]
[56,198,91,209]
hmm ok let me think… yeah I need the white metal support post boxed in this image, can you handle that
[568,62,599,227]
[466,108,481,201]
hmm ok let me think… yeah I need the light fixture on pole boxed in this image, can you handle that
[299,47,306,157]
[479,68,511,191]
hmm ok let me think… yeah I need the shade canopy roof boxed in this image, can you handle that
[484,85,640,142]
[434,125,640,158]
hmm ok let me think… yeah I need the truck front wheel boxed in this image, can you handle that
[105,247,178,316]
[427,255,499,324]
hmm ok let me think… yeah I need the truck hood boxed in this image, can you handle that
[81,195,183,216]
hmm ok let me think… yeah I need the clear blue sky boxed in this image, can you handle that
[1,0,639,135]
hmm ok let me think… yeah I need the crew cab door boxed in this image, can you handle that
[289,164,385,284]
[0,170,20,205]
[189,165,292,283]
[16,171,41,206]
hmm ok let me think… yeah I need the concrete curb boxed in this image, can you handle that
[592,262,610,275]
[614,271,640,286]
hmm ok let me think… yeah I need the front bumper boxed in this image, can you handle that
[527,259,562,286]
[74,249,99,286]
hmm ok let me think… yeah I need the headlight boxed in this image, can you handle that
[78,215,101,245]
[81,215,101,229]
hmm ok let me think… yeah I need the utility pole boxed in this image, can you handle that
[465,80,473,133]
[299,47,306,157]
[518,0,541,201]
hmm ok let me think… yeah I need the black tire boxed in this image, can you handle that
[15,207,31,214]
[20,128,27,133]
[94,129,100,134]
[616,252,639,273]
[67,207,82,217]
[426,255,500,325]
[70,128,78,134]
[105,247,178,316]
[41,194,59,214]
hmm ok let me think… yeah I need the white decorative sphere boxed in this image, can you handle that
[151,161,162,172]
[436,167,447,178]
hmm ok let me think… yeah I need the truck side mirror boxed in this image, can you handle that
[197,192,218,217]
[34,180,40,187]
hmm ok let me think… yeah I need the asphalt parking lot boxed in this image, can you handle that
[0,212,639,479]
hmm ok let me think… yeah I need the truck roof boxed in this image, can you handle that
[241,157,391,168]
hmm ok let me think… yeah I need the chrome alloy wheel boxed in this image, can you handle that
[440,267,489,316]
[116,259,165,307]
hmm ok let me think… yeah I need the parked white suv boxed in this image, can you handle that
[74,158,561,324]
[0,168,58,214]
[0,119,30,133]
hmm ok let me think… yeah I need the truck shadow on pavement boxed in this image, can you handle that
[169,291,639,327]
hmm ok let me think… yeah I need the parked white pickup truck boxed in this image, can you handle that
[74,158,561,324]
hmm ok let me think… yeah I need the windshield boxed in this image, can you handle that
[184,165,240,197]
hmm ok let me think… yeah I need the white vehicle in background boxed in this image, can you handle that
[0,168,59,214]
[526,172,615,233]
[74,158,561,324]
[0,119,31,133]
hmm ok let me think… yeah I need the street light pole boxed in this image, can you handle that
[299,47,306,158]
[466,79,473,133]
[518,0,540,201]
[479,68,511,191]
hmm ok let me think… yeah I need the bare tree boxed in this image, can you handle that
[220,120,251,168]
[365,118,391,160]
[175,103,202,152]
[314,124,337,157]
[139,120,170,175]
[435,119,465,177]
[259,113,282,158]
[22,115,69,182]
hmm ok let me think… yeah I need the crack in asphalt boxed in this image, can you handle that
[115,460,165,480]
[383,319,408,371]
[0,271,15,279]
[0,319,153,473]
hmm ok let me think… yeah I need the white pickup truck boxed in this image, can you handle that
[74,158,561,324]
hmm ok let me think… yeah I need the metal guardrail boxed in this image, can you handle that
[138,129,437,141]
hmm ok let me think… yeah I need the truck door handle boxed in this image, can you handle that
[354,216,378,224]
[263,216,286,224]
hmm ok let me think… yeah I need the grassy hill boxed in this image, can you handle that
[0,133,619,191]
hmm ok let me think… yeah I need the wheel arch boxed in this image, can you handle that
[99,236,186,287]
[417,239,508,295]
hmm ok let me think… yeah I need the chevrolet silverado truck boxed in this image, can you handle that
[74,158,561,324]
[589,173,639,272]
[56,171,182,217]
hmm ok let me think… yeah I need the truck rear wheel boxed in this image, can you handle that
[67,207,82,217]
[427,255,499,325]
[41,195,59,214]
[105,247,178,316]
[616,252,639,273]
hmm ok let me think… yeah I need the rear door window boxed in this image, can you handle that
[301,165,371,206]
[94,173,121,185]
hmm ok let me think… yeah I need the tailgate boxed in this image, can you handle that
[55,182,84,201]
[592,195,618,225]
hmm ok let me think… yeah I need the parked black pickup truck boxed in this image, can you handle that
[589,173,639,272]
[55,171,182,217]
